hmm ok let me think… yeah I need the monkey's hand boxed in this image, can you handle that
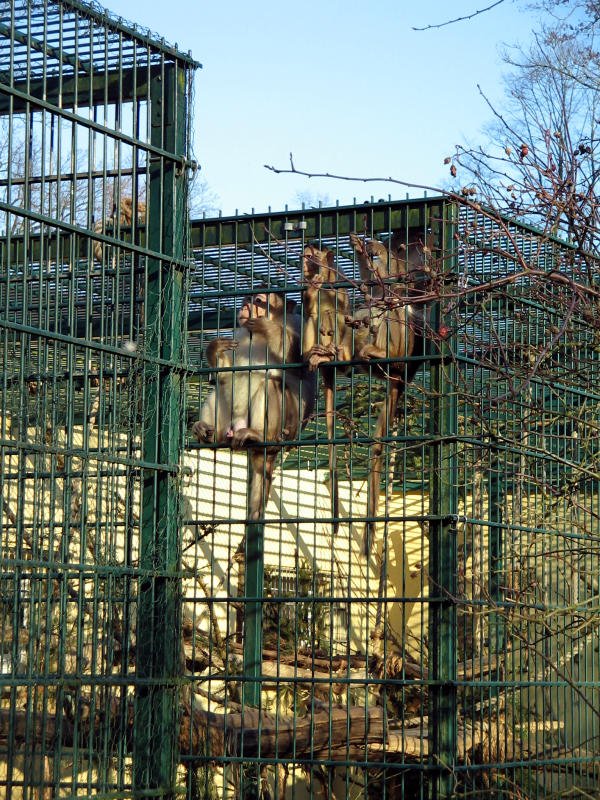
[230,427,262,450]
[243,317,278,336]
[206,338,238,366]
[306,344,338,371]
[192,420,215,443]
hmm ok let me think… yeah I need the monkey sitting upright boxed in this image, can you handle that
[193,291,314,522]
[349,233,429,555]
[302,244,353,534]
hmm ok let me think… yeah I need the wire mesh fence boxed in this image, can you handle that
[0,0,196,797]
[2,2,600,799]
[184,201,600,799]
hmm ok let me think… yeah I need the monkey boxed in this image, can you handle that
[193,291,313,522]
[193,293,301,442]
[302,244,353,534]
[93,196,146,262]
[349,232,430,555]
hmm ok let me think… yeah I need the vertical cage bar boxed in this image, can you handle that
[134,60,189,798]
[240,517,265,798]
[242,519,264,709]
[487,447,506,657]
[428,200,458,800]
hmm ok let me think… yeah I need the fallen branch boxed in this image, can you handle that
[180,704,386,760]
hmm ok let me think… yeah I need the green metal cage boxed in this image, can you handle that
[0,1,197,797]
[1,2,600,799]
[184,201,600,799]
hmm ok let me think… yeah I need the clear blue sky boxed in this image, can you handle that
[102,0,541,216]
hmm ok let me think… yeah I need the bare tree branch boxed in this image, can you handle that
[412,0,506,31]
[266,153,445,195]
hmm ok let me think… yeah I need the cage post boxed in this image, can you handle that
[488,444,506,656]
[239,517,265,797]
[428,203,458,800]
[134,61,189,798]
[242,519,264,709]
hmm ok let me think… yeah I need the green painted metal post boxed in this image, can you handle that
[488,445,506,657]
[134,62,189,799]
[241,515,265,799]
[243,520,264,710]
[428,203,458,800]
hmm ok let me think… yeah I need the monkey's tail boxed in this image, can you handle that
[324,380,339,536]
[363,380,400,557]
[248,449,277,522]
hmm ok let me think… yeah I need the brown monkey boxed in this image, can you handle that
[349,233,429,555]
[193,292,313,522]
[93,196,146,262]
[302,244,353,534]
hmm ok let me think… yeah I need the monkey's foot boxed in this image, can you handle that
[358,344,386,361]
[230,427,262,450]
[192,420,214,443]
[307,344,338,370]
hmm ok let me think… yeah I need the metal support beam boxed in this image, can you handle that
[134,61,188,800]
[428,203,458,800]
[488,444,506,657]
[242,519,265,711]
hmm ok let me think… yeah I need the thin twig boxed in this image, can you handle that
[265,154,443,196]
[412,0,505,31]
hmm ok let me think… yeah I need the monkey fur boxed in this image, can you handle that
[349,233,429,556]
[302,244,353,535]
[193,291,314,522]
[93,197,146,262]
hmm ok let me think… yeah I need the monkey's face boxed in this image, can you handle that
[358,240,391,279]
[239,293,269,323]
[303,245,335,285]
[350,235,387,273]
[365,241,389,272]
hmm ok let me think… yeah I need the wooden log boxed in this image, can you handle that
[180,704,386,760]
[13,704,600,777]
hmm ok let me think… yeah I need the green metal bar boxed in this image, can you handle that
[240,518,265,797]
[488,443,506,657]
[0,83,181,164]
[428,201,458,800]
[193,201,445,248]
[0,68,144,114]
[0,20,93,75]
[242,519,265,710]
[133,60,189,799]
[58,0,200,67]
